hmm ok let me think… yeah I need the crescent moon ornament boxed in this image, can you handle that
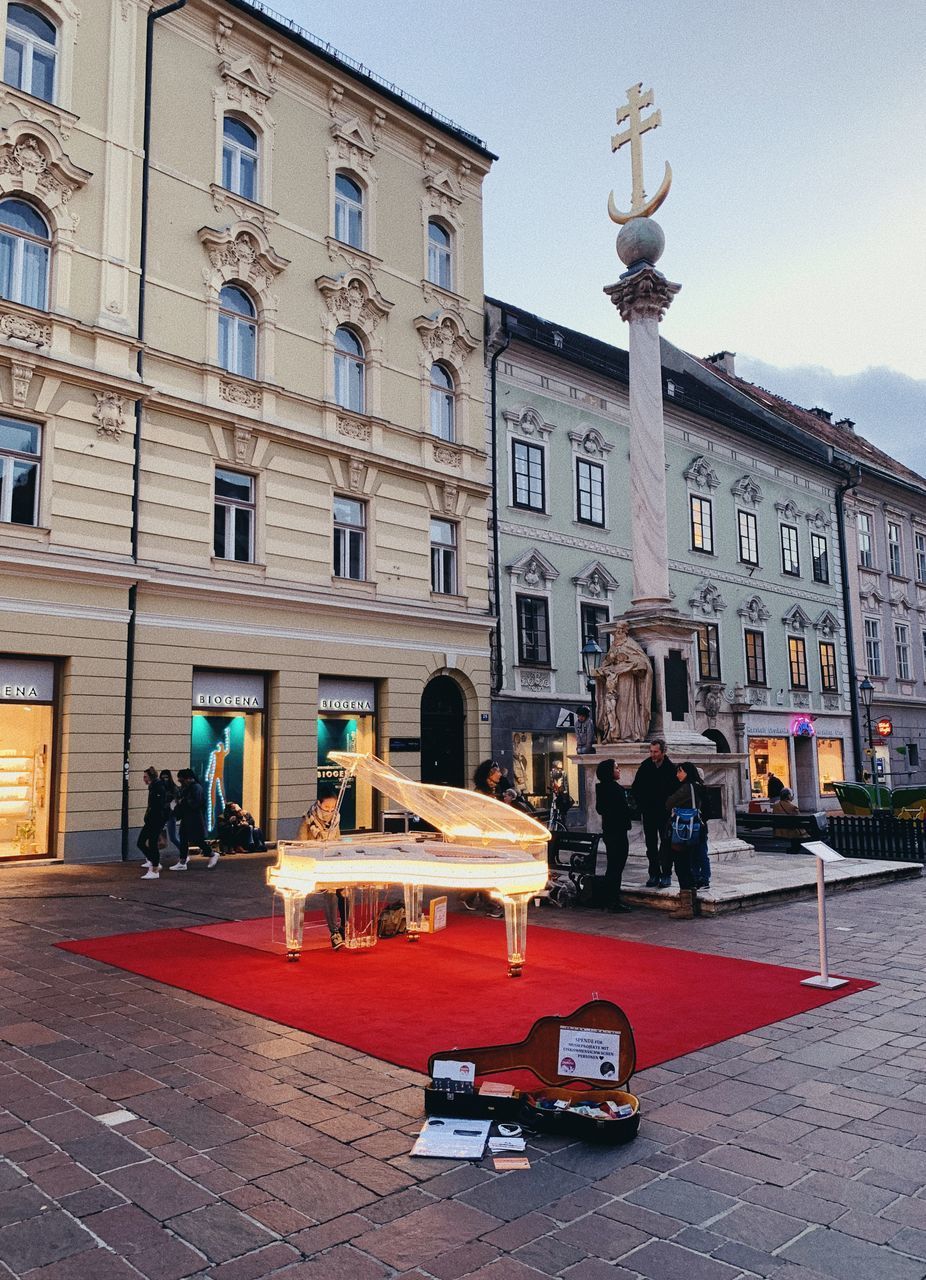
[608,160,672,225]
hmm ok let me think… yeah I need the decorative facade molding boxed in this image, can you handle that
[423,167,463,220]
[689,580,727,616]
[0,121,92,233]
[859,587,886,609]
[573,560,619,598]
[683,454,720,491]
[0,310,50,346]
[0,87,79,141]
[215,15,234,54]
[791,692,811,709]
[93,392,126,441]
[9,358,35,407]
[823,695,841,710]
[774,499,803,521]
[442,482,458,515]
[805,507,832,531]
[233,425,255,464]
[348,457,366,493]
[414,308,477,370]
[336,414,371,442]
[814,610,840,636]
[749,688,769,706]
[567,426,613,458]
[782,604,812,631]
[330,115,378,172]
[890,592,913,616]
[604,265,680,322]
[738,595,771,625]
[432,442,461,469]
[508,548,559,588]
[219,56,275,117]
[731,474,763,505]
[517,668,552,693]
[219,379,261,410]
[199,222,289,300]
[317,269,393,337]
[502,405,554,440]
[210,184,276,231]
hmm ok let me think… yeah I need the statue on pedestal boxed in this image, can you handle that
[595,622,653,743]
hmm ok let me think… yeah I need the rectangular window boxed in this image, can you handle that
[916,532,926,584]
[737,509,758,565]
[817,738,844,796]
[511,440,545,511]
[858,511,873,567]
[811,532,829,584]
[864,617,882,677]
[213,468,254,562]
[429,518,457,594]
[780,524,800,575]
[819,641,838,693]
[333,495,365,580]
[690,494,714,553]
[576,458,604,526]
[744,629,766,686]
[580,603,609,648]
[895,623,911,681]
[0,415,40,526]
[908,743,920,769]
[887,520,903,576]
[517,595,550,666]
[788,636,808,689]
[697,622,721,681]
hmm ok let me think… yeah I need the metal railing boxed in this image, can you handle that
[827,814,926,863]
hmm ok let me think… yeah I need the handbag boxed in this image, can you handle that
[377,902,407,938]
[670,784,703,850]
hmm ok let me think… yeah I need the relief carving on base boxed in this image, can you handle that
[93,391,125,440]
[219,379,261,409]
[0,311,50,346]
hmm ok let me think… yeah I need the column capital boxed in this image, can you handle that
[605,266,680,323]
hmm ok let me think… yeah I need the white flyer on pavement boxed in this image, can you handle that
[411,1118,490,1160]
[557,1026,621,1080]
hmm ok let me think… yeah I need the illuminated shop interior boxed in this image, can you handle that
[0,704,52,858]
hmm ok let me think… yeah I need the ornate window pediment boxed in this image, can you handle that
[423,167,463,217]
[508,548,558,588]
[684,454,719,491]
[502,405,554,440]
[774,499,803,521]
[317,268,393,338]
[199,221,288,299]
[731,474,763,505]
[782,604,811,631]
[0,121,91,233]
[220,57,275,118]
[805,508,832,531]
[689,580,727,616]
[567,427,613,458]
[737,595,770,624]
[891,592,912,615]
[814,610,840,636]
[573,561,619,598]
[414,308,477,370]
[330,116,377,171]
[859,587,885,608]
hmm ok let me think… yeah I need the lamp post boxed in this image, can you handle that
[581,639,604,745]
[858,676,875,778]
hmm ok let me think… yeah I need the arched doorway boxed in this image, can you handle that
[420,676,465,787]
[702,729,731,753]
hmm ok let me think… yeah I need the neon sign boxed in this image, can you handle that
[790,715,815,738]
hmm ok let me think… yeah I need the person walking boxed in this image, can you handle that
[575,705,595,755]
[159,770,180,854]
[631,739,677,887]
[595,759,632,912]
[665,761,708,918]
[298,784,347,949]
[138,766,169,880]
[463,760,504,917]
[170,769,216,871]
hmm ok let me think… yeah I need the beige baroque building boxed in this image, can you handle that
[0,0,495,861]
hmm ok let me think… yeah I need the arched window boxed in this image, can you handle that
[429,362,455,441]
[222,118,258,202]
[334,326,365,413]
[427,220,452,290]
[218,285,257,379]
[334,173,363,248]
[4,5,56,103]
[0,198,50,309]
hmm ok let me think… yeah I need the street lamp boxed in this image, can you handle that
[858,677,875,777]
[581,639,604,744]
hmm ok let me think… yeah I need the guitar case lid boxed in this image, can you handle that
[427,999,637,1091]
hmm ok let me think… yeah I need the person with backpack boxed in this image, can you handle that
[595,759,632,912]
[665,761,709,918]
[170,769,216,871]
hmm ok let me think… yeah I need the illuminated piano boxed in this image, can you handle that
[267,752,550,976]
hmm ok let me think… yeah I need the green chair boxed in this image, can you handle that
[863,783,893,811]
[831,782,874,816]
[891,786,926,818]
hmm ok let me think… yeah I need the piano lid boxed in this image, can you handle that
[329,752,550,845]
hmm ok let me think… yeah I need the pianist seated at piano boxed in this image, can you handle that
[297,783,348,949]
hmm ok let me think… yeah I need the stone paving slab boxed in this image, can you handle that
[0,858,925,1278]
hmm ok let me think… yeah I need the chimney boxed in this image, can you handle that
[835,417,856,432]
[706,350,736,375]
[808,407,833,422]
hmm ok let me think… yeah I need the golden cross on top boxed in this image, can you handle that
[608,82,672,225]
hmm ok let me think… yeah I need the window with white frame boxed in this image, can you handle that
[516,594,550,666]
[333,495,365,580]
[221,117,258,202]
[690,494,714,553]
[576,458,604,526]
[0,198,49,310]
[429,362,455,440]
[0,415,39,525]
[864,617,882,677]
[580,602,609,648]
[811,531,829,584]
[737,509,758,565]
[4,5,56,103]
[895,622,911,680]
[887,520,903,576]
[819,641,838,692]
[334,326,365,413]
[430,518,457,594]
[788,635,808,689]
[916,532,926,584]
[427,220,452,290]
[744,629,766,685]
[213,468,254,562]
[334,172,363,248]
[511,439,544,511]
[697,622,722,681]
[218,285,257,379]
[857,510,873,567]
[780,524,800,575]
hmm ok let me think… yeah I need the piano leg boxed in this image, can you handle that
[501,893,530,977]
[280,889,306,961]
[403,883,424,941]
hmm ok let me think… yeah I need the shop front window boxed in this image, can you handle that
[748,736,790,800]
[317,713,373,831]
[0,702,52,857]
[817,738,844,795]
[190,710,263,835]
[511,730,577,814]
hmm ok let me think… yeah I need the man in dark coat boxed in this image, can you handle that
[138,766,169,879]
[171,770,217,870]
[631,739,677,887]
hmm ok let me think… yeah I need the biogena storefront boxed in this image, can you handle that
[0,658,55,860]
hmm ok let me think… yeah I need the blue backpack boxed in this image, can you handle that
[671,808,702,847]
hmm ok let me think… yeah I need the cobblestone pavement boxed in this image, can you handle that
[1,858,925,1280]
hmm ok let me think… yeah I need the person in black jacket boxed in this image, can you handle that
[170,769,216,871]
[138,766,169,879]
[595,759,632,912]
[631,739,676,888]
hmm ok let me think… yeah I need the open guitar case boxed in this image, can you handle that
[425,999,640,1144]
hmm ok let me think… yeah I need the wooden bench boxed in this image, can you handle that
[547,832,600,904]
[736,810,827,853]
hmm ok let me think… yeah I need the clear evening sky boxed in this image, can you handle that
[255,1,926,469]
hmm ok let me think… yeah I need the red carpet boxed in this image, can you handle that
[58,915,874,1075]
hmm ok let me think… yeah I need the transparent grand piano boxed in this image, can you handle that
[267,752,550,976]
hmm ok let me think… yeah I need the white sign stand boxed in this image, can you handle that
[799,841,849,989]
